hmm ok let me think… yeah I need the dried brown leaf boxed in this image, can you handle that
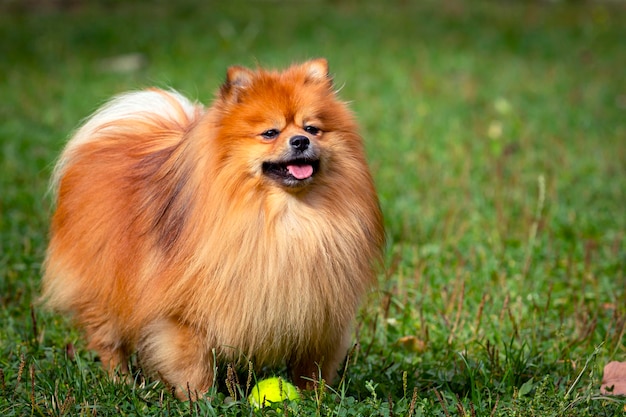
[601,361,626,395]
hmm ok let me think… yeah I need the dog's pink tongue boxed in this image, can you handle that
[287,164,313,180]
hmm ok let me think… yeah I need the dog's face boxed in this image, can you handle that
[212,59,360,193]
[258,121,322,189]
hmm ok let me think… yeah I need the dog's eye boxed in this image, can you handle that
[304,125,321,135]
[261,129,280,140]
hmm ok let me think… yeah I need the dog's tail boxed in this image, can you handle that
[50,89,203,199]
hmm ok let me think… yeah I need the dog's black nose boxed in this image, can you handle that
[289,135,310,152]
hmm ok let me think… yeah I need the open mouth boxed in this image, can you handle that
[262,158,320,187]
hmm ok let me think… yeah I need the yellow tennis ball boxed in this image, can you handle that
[248,377,300,409]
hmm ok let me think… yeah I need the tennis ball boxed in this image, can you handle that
[248,377,300,409]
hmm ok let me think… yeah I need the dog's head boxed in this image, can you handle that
[210,59,362,193]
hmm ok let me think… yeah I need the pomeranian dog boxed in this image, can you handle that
[42,59,385,400]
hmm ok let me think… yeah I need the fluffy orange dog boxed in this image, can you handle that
[42,59,384,400]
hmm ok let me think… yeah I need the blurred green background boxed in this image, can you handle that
[1,1,625,415]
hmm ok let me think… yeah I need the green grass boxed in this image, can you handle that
[1,0,625,415]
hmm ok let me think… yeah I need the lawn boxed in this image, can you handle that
[1,0,625,415]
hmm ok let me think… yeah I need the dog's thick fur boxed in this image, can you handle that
[42,59,385,399]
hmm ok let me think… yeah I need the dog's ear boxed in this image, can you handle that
[301,58,331,86]
[220,65,255,102]
[302,58,329,81]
